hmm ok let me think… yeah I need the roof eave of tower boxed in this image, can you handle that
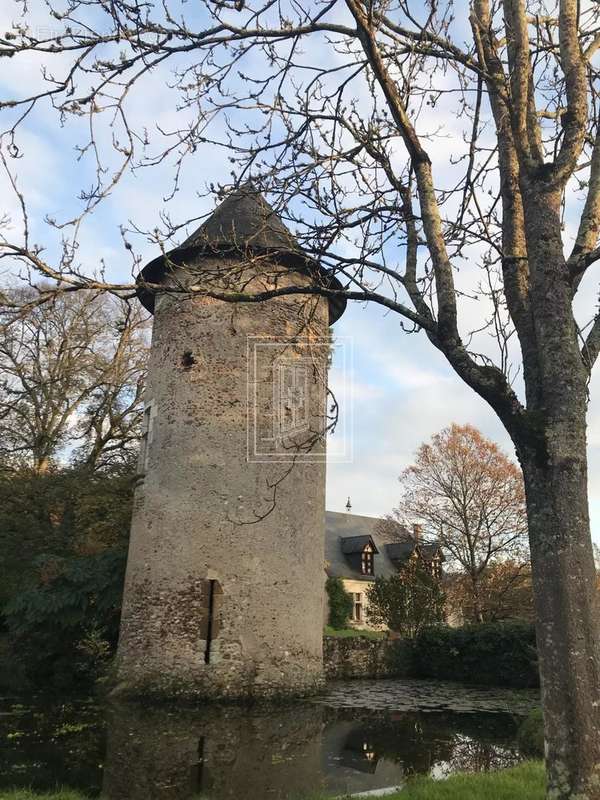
[135,188,346,324]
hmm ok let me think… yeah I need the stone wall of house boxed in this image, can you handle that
[341,578,373,630]
[323,636,413,680]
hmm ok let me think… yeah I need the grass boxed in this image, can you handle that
[393,761,545,800]
[0,763,545,800]
[323,625,386,640]
[296,762,545,800]
[0,792,88,800]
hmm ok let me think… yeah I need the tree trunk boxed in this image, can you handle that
[34,455,51,475]
[514,186,600,798]
[521,428,600,799]
[469,573,484,623]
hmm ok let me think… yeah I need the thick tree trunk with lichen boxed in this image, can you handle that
[513,187,600,799]
[521,447,600,799]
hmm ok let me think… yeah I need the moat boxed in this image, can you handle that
[0,679,538,799]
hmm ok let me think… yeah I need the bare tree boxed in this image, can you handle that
[0,288,148,472]
[445,560,535,623]
[73,307,148,471]
[2,0,600,793]
[395,424,529,623]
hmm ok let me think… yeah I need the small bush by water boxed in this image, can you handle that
[412,621,539,688]
[0,467,133,691]
[517,708,545,758]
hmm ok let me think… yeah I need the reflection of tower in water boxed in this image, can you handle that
[100,702,522,799]
[102,702,326,800]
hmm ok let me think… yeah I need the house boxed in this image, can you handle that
[325,511,443,629]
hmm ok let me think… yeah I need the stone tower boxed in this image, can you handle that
[114,187,345,699]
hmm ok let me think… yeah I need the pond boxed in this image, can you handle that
[0,679,538,799]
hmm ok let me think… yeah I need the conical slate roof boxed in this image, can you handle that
[136,187,345,324]
[179,187,301,253]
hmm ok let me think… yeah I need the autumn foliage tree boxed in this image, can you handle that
[4,0,600,792]
[395,424,529,623]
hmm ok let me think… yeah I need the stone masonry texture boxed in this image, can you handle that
[114,254,331,699]
[323,636,414,680]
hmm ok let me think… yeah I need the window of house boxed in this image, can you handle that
[361,544,374,576]
[353,592,363,621]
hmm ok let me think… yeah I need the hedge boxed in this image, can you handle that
[412,621,539,688]
[517,708,545,758]
[325,577,353,629]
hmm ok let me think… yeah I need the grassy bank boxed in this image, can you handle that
[0,762,546,800]
[323,625,386,640]
[0,792,87,800]
[396,761,544,799]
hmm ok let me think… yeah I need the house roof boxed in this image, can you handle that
[136,186,346,324]
[325,511,443,582]
[419,543,444,561]
[340,535,379,555]
[385,541,416,562]
[325,511,413,582]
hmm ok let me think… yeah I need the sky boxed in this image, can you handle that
[2,0,600,540]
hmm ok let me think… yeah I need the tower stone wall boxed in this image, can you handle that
[115,252,332,699]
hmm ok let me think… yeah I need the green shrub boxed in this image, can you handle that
[0,466,134,688]
[517,708,545,758]
[325,577,353,629]
[3,548,127,687]
[412,620,538,688]
[0,467,133,615]
[367,564,445,638]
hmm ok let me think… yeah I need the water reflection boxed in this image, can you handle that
[101,703,521,800]
[103,703,326,800]
[0,681,534,799]
[321,710,519,796]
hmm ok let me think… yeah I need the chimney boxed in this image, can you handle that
[413,523,422,543]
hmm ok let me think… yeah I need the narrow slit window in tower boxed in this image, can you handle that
[138,401,156,473]
[203,579,222,664]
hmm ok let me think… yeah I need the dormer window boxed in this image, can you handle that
[361,543,374,576]
[340,535,379,576]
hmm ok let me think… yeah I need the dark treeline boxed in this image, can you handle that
[0,289,148,688]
